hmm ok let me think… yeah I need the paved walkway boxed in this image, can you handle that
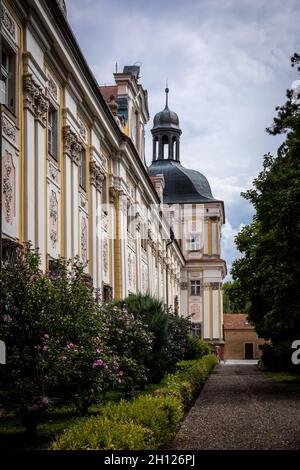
[170,364,300,450]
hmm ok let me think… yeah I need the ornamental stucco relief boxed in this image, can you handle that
[23,74,49,126]
[2,114,17,144]
[2,152,15,225]
[1,4,16,42]
[103,237,109,275]
[81,217,88,264]
[49,190,58,249]
[63,125,82,165]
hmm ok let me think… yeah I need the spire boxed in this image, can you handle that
[165,81,169,109]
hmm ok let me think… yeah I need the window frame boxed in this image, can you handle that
[1,41,17,116]
[190,233,200,251]
[47,105,58,160]
[190,280,201,296]
[79,147,87,191]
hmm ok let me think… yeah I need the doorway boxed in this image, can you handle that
[244,343,254,359]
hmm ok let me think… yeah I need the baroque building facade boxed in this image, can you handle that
[1,0,226,346]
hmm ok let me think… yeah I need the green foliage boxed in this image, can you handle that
[231,53,300,366]
[222,281,247,313]
[119,293,190,382]
[51,417,155,450]
[101,303,153,396]
[101,395,183,448]
[185,336,210,360]
[155,355,218,408]
[0,245,120,432]
[262,341,300,373]
[51,355,217,450]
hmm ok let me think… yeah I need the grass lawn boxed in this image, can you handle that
[0,391,122,450]
[267,371,300,383]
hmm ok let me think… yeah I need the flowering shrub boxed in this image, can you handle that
[0,246,120,433]
[43,258,121,414]
[102,303,153,395]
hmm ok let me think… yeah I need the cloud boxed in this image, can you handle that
[66,0,300,269]
[221,219,245,280]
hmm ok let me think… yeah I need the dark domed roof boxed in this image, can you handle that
[152,87,180,130]
[153,107,180,130]
[149,159,216,204]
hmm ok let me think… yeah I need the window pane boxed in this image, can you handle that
[80,150,86,189]
[48,107,58,159]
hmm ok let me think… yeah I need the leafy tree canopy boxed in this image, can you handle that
[231,53,300,343]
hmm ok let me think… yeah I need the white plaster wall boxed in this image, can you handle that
[213,289,219,338]
[203,288,210,338]
[212,222,217,255]
[26,29,43,69]
[64,88,77,118]
[36,123,46,268]
[91,185,97,287]
[64,155,72,260]
[25,110,35,244]
[73,165,79,257]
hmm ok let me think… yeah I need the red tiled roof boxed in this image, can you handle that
[99,85,118,102]
[224,313,254,330]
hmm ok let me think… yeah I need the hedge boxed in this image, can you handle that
[51,354,217,450]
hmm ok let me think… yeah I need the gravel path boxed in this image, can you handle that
[170,364,300,450]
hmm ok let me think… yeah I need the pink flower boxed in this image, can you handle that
[92,359,104,368]
[42,397,49,405]
[96,348,103,354]
[32,404,38,410]
[43,334,49,340]
[43,346,49,352]
[59,355,67,362]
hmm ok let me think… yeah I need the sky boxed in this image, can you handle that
[66,0,300,278]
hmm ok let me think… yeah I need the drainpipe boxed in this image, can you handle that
[165,227,174,309]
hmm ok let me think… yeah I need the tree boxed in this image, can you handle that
[119,294,190,382]
[0,246,120,434]
[222,281,247,313]
[231,54,300,365]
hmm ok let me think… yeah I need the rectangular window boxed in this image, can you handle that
[1,46,16,114]
[79,149,86,190]
[189,322,201,337]
[190,233,200,251]
[191,280,201,296]
[48,106,58,159]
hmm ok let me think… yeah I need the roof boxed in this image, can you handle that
[99,86,118,101]
[153,106,180,130]
[224,313,254,330]
[148,159,218,204]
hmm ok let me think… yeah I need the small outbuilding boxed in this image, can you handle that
[224,313,265,360]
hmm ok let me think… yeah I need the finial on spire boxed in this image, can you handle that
[165,80,169,108]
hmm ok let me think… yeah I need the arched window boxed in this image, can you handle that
[172,136,177,160]
[155,137,159,160]
[162,135,169,159]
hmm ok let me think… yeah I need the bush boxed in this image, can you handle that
[102,395,183,447]
[262,340,300,373]
[155,355,218,407]
[51,417,155,450]
[0,246,121,433]
[102,303,154,396]
[51,355,217,450]
[52,395,183,450]
[185,336,210,360]
[119,294,190,382]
